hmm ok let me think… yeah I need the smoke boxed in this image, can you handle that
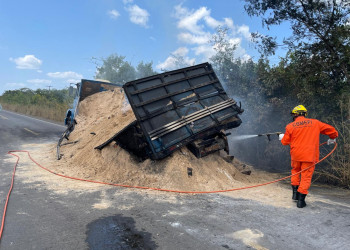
[121,94,131,115]
[225,91,292,173]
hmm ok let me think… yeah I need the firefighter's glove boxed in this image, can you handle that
[279,133,284,140]
[327,138,336,145]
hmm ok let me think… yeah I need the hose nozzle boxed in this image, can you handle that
[258,132,282,141]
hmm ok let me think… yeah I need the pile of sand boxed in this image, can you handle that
[49,89,275,192]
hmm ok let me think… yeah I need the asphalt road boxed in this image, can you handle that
[1,109,350,250]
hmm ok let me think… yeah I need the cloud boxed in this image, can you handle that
[66,79,81,84]
[237,25,252,40]
[171,4,253,62]
[240,54,252,62]
[174,5,235,34]
[5,82,26,89]
[204,15,223,29]
[229,37,242,47]
[26,79,54,89]
[223,18,234,29]
[156,47,196,71]
[9,55,42,69]
[47,71,83,79]
[174,5,210,34]
[123,0,133,4]
[178,32,211,45]
[173,47,189,57]
[27,79,52,84]
[192,45,216,59]
[126,5,150,27]
[107,9,120,19]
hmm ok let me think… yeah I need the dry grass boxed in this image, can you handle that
[2,103,69,122]
[318,130,350,188]
[315,98,350,188]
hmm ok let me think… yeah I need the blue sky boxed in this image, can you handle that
[0,0,291,94]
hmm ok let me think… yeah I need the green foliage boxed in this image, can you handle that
[245,0,350,119]
[94,54,157,84]
[208,14,350,186]
[210,26,237,76]
[94,54,136,84]
[244,0,350,80]
[136,61,158,79]
[0,88,72,107]
[242,0,350,123]
[235,0,350,186]
[0,88,73,121]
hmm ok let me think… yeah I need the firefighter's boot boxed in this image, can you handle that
[297,193,307,208]
[292,185,300,201]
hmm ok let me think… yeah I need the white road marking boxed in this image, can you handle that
[0,114,8,120]
[315,198,350,209]
[24,128,40,136]
[2,110,66,128]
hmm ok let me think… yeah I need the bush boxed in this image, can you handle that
[316,99,350,188]
[0,88,73,122]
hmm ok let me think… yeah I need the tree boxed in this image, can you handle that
[136,61,158,79]
[244,0,350,186]
[209,26,237,82]
[94,54,158,83]
[209,26,265,100]
[244,0,350,81]
[159,49,195,72]
[244,0,350,121]
[94,54,136,84]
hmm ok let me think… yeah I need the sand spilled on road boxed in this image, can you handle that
[12,143,293,208]
[8,89,297,208]
[52,89,264,192]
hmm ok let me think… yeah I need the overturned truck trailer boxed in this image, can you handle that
[96,62,244,161]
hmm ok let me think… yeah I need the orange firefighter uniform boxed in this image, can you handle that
[281,116,338,194]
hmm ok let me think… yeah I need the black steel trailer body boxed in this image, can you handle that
[96,63,244,161]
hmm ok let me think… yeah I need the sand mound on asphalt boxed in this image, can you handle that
[51,89,267,192]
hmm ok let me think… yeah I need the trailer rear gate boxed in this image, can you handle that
[120,62,243,160]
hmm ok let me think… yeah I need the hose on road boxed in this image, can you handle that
[0,142,337,240]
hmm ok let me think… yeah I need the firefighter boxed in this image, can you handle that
[279,105,338,208]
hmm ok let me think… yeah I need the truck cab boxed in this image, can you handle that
[64,79,122,129]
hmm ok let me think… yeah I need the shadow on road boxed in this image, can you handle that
[86,214,158,249]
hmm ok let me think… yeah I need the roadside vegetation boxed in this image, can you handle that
[241,0,350,188]
[0,59,157,122]
[0,0,348,187]
[0,88,73,122]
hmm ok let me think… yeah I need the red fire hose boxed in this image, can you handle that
[0,142,337,240]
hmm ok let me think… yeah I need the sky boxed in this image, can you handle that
[0,0,291,94]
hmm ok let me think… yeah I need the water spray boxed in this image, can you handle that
[230,134,259,141]
[257,132,282,141]
[230,132,282,142]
